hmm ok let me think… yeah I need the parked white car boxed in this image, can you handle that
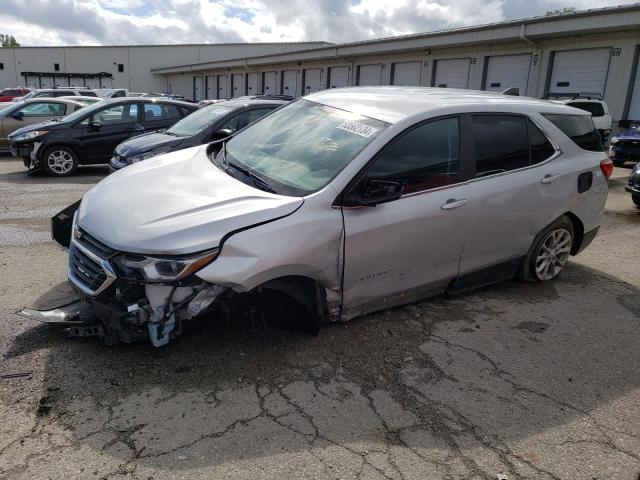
[48,87,611,347]
[549,97,612,143]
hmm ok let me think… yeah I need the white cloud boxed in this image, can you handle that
[0,0,632,46]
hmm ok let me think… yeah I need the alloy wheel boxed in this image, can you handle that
[47,150,74,175]
[534,228,572,280]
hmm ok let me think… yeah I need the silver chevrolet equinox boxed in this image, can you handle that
[59,87,612,346]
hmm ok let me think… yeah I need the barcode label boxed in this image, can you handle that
[336,120,377,138]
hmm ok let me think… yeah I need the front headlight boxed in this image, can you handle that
[11,130,49,142]
[610,136,619,145]
[112,249,219,282]
[129,147,172,164]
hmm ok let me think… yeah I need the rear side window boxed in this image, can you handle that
[472,115,556,177]
[472,115,529,176]
[567,102,604,117]
[543,114,603,152]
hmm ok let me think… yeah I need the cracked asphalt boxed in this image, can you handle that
[1,156,639,480]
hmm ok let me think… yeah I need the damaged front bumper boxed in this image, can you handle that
[10,140,42,171]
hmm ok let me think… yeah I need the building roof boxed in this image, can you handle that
[305,86,583,123]
[151,3,640,74]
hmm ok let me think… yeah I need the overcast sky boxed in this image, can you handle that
[0,0,631,46]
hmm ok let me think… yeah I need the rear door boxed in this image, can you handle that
[141,102,183,132]
[76,102,141,162]
[460,114,561,274]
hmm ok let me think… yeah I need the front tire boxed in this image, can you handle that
[42,146,78,177]
[632,194,640,208]
[520,216,574,282]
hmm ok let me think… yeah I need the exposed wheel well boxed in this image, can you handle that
[251,275,328,335]
[563,211,584,255]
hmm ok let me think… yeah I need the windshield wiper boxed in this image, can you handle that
[225,161,277,193]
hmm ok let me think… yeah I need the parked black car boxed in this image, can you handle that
[108,97,288,172]
[9,98,198,176]
[609,124,640,167]
[626,162,640,208]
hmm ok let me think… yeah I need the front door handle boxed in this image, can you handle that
[441,198,468,210]
[541,173,560,184]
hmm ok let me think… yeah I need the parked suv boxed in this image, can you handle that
[609,123,640,167]
[109,97,287,172]
[50,87,609,347]
[9,97,197,176]
[549,97,612,143]
[13,88,99,102]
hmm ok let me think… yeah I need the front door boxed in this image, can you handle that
[76,102,140,162]
[341,116,470,319]
[2,101,68,146]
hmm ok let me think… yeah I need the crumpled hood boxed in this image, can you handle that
[116,131,182,158]
[78,145,303,255]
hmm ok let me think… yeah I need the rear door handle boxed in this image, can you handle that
[441,198,468,210]
[541,174,560,184]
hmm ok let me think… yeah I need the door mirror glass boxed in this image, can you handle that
[343,179,404,207]
[212,128,233,141]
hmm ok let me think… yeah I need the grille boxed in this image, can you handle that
[76,228,117,258]
[68,229,117,296]
[618,139,640,152]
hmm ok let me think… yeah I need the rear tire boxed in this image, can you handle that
[632,194,640,208]
[42,146,78,177]
[519,216,574,282]
[612,159,626,167]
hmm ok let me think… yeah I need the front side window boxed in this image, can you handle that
[366,117,460,194]
[543,114,603,152]
[167,103,235,137]
[18,102,66,117]
[92,103,138,125]
[221,107,275,132]
[224,99,389,195]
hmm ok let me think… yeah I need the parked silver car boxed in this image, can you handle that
[50,87,611,347]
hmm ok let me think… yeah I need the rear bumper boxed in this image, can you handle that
[575,226,599,255]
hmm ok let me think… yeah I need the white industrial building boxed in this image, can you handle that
[2,4,640,121]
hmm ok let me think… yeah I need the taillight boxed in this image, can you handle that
[600,158,613,180]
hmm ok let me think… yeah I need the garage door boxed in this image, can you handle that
[39,76,54,89]
[263,71,277,95]
[328,66,349,88]
[232,74,243,98]
[392,62,421,86]
[206,76,216,98]
[628,58,640,121]
[303,69,322,94]
[26,75,39,89]
[246,73,259,95]
[218,76,228,99]
[194,76,205,101]
[484,54,531,95]
[358,64,382,86]
[548,48,611,98]
[99,77,113,88]
[84,78,99,89]
[434,58,470,89]
[282,70,297,96]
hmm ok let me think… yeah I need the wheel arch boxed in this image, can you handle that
[38,142,80,164]
[563,211,585,255]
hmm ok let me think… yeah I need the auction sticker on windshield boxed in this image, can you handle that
[337,120,378,138]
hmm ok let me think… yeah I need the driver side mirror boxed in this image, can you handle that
[342,178,404,207]
[211,128,233,142]
[10,111,24,120]
[88,119,102,131]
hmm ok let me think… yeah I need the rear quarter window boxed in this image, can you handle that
[566,102,605,117]
[543,114,603,152]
